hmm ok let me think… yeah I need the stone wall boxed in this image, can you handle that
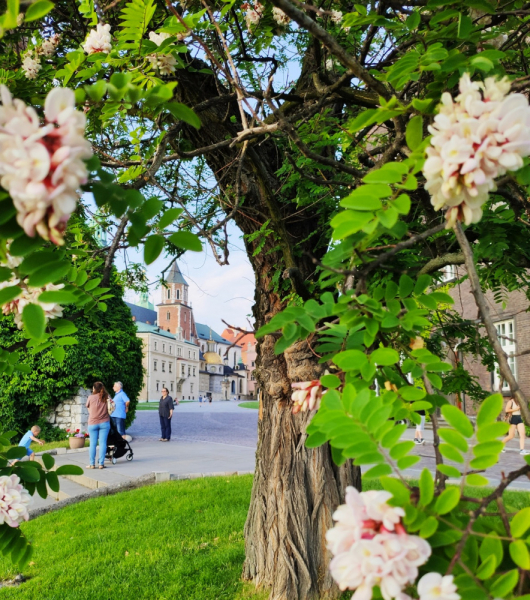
[46,387,89,432]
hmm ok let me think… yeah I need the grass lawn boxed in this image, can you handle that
[0,476,528,599]
[239,401,259,409]
[7,440,71,455]
[136,401,195,410]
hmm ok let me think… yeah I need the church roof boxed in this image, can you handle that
[166,261,188,286]
[203,351,223,365]
[195,323,232,345]
[135,322,176,339]
[125,302,157,325]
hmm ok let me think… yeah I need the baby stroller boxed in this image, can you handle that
[105,421,134,464]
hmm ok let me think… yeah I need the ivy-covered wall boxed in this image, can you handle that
[0,284,144,435]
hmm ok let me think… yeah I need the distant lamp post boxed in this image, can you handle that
[221,356,230,401]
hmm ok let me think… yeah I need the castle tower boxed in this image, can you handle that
[157,261,197,341]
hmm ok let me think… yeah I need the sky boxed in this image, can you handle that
[121,222,256,335]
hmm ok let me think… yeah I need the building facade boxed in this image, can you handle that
[126,261,251,401]
[221,328,258,398]
[446,266,530,414]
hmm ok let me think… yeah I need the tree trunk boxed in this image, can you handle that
[173,60,361,600]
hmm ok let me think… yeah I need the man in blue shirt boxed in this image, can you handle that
[111,381,130,438]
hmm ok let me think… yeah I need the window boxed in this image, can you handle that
[441,265,457,282]
[163,344,166,352]
[167,312,170,321]
[193,367,196,376]
[154,341,158,350]
[188,350,191,358]
[184,312,187,322]
[493,319,516,390]
[154,360,158,371]
[169,345,172,354]
[219,367,223,373]
[190,383,194,393]
[170,382,174,392]
[177,347,182,357]
[193,351,196,359]
[251,372,255,380]
[162,361,166,372]
[176,289,180,300]
[181,365,186,376]
[251,361,255,367]
[188,366,191,376]
[169,363,172,373]
[156,382,159,391]
[167,288,171,299]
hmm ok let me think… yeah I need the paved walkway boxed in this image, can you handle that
[29,403,530,514]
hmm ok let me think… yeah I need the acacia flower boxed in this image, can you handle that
[330,9,343,23]
[22,54,41,80]
[147,31,177,75]
[424,74,530,227]
[417,573,460,600]
[327,487,431,600]
[291,380,323,413]
[0,86,92,244]
[242,2,264,28]
[0,475,32,527]
[40,34,60,57]
[272,7,290,25]
[409,337,424,350]
[83,23,112,54]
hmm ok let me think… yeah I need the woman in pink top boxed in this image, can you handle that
[86,382,111,469]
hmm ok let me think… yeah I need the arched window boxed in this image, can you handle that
[167,288,170,299]
[231,380,236,394]
[176,289,180,300]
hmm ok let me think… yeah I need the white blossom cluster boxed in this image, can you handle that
[0,475,32,528]
[83,23,112,54]
[40,34,60,57]
[424,74,530,228]
[291,380,324,414]
[147,32,177,76]
[0,86,92,244]
[330,9,343,23]
[272,7,290,25]
[242,2,264,29]
[21,54,41,80]
[326,487,437,600]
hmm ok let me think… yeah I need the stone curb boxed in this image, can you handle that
[28,470,255,519]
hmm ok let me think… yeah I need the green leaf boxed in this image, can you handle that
[413,274,431,296]
[6,446,27,459]
[465,474,489,486]
[400,386,426,401]
[157,208,183,230]
[397,455,420,470]
[457,12,473,38]
[509,540,530,570]
[476,554,496,580]
[438,428,468,453]
[38,290,78,304]
[0,285,21,305]
[439,443,464,463]
[511,507,530,538]
[390,441,415,460]
[46,471,60,493]
[380,476,410,504]
[406,115,423,150]
[27,261,70,287]
[340,194,382,211]
[406,10,420,29]
[419,516,439,538]
[476,393,503,428]
[22,303,46,340]
[490,569,518,598]
[56,337,78,346]
[144,234,165,265]
[469,454,498,470]
[371,347,399,366]
[320,374,341,389]
[393,194,411,215]
[50,346,66,363]
[169,231,203,252]
[41,453,55,470]
[480,534,503,567]
[166,103,201,129]
[363,464,392,478]
[381,424,406,448]
[434,487,460,515]
[349,109,380,133]
[471,56,493,72]
[476,421,509,442]
[55,465,84,476]
[419,468,434,506]
[441,405,474,437]
[305,432,327,448]
[24,0,54,21]
[333,349,367,371]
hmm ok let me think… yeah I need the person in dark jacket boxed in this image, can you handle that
[159,388,176,442]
